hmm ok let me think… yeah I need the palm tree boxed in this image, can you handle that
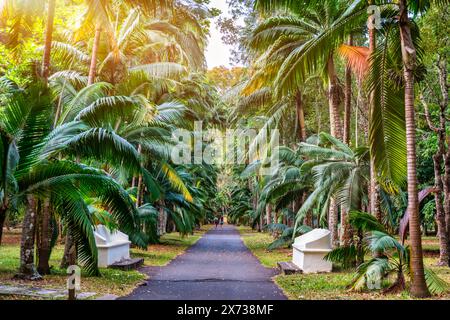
[295,132,369,221]
[352,230,448,294]
[251,0,371,246]
[397,0,427,297]
[42,0,56,81]
[1,0,217,281]
[0,79,145,277]
[248,1,364,139]
[78,0,178,85]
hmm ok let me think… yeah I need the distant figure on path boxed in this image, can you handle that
[214,216,219,229]
[220,216,224,228]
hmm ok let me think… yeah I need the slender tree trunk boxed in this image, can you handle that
[444,138,450,265]
[0,206,7,246]
[304,212,312,227]
[136,174,143,206]
[60,232,76,269]
[356,228,364,265]
[367,3,382,223]
[370,165,382,221]
[327,56,343,140]
[42,0,56,81]
[293,192,304,227]
[302,192,313,227]
[163,210,168,234]
[158,200,166,236]
[257,190,263,231]
[295,90,307,141]
[433,153,449,265]
[327,55,341,248]
[328,199,339,248]
[436,56,450,267]
[266,204,272,225]
[88,26,102,86]
[259,212,263,231]
[341,35,354,246]
[399,0,429,298]
[252,178,262,232]
[403,67,429,297]
[343,35,353,145]
[422,64,449,266]
[136,144,143,207]
[17,195,41,279]
[369,62,382,221]
[356,78,369,143]
[303,211,314,228]
[340,210,352,247]
[37,199,52,274]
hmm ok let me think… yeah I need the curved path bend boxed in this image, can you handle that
[121,224,286,300]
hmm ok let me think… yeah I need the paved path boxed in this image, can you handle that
[121,225,286,300]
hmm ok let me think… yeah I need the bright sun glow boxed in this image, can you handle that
[205,0,234,69]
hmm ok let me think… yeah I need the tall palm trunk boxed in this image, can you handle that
[266,204,272,225]
[17,195,41,279]
[259,216,264,232]
[0,206,7,246]
[424,116,448,264]
[301,192,313,227]
[435,56,450,267]
[60,232,76,269]
[135,144,143,207]
[422,64,449,265]
[444,138,450,265]
[327,56,343,140]
[328,201,339,247]
[367,8,382,222]
[41,0,56,81]
[88,26,102,85]
[341,35,354,247]
[158,200,166,236]
[37,199,51,274]
[399,0,429,298]
[343,35,353,145]
[136,174,143,206]
[327,55,341,247]
[340,211,352,246]
[253,179,262,232]
[295,90,307,141]
[433,152,449,265]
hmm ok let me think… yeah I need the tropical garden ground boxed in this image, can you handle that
[0,225,210,299]
[238,226,450,300]
[1,223,450,300]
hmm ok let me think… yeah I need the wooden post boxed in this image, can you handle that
[67,265,80,300]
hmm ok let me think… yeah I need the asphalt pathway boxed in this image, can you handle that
[121,224,287,300]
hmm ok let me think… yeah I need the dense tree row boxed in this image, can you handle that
[0,0,222,278]
[225,0,449,298]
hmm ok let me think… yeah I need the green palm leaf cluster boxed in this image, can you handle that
[0,0,223,279]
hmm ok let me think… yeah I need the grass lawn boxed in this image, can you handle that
[0,225,211,299]
[238,226,450,300]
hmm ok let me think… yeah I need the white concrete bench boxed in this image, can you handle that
[94,225,131,268]
[292,228,332,273]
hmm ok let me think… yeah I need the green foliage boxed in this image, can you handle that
[0,0,223,279]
